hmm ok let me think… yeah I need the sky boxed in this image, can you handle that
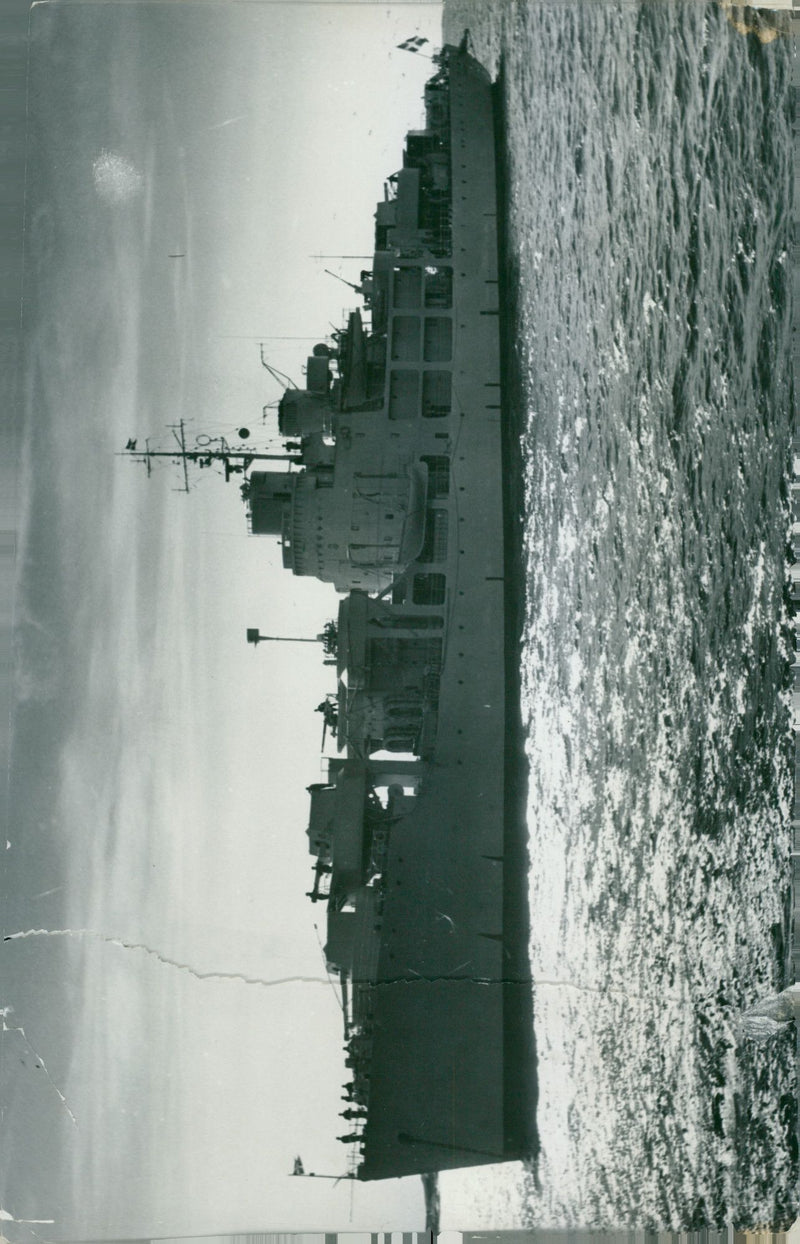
[3,2,443,1236]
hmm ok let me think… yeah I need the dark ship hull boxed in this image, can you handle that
[355,50,521,1180]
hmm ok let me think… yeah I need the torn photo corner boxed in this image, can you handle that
[3,0,799,1236]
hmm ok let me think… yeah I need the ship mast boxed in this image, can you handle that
[323,268,363,293]
[247,619,337,663]
[289,1169,356,1181]
[121,418,302,492]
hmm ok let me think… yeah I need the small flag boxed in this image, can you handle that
[397,36,429,53]
[293,1156,305,1176]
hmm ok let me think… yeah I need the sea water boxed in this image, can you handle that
[441,0,797,1229]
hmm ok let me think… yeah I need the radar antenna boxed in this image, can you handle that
[120,419,302,492]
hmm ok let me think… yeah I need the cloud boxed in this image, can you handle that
[92,151,143,204]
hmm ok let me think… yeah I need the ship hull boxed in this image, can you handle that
[357,48,534,1181]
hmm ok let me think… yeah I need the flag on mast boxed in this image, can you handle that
[397,36,429,53]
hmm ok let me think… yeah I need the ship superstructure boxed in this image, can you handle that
[247,44,527,1180]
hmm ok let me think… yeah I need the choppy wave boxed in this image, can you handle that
[443,0,796,1229]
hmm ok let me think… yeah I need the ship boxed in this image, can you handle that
[129,38,537,1180]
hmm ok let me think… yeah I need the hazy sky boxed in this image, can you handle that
[4,2,442,1236]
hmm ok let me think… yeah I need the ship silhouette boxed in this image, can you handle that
[127,39,537,1180]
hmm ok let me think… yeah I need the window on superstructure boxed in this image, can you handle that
[391,316,420,362]
[424,267,452,309]
[388,370,419,420]
[412,573,446,606]
[366,362,386,400]
[423,317,452,362]
[420,455,450,498]
[393,267,422,310]
[422,370,451,418]
[418,509,449,564]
